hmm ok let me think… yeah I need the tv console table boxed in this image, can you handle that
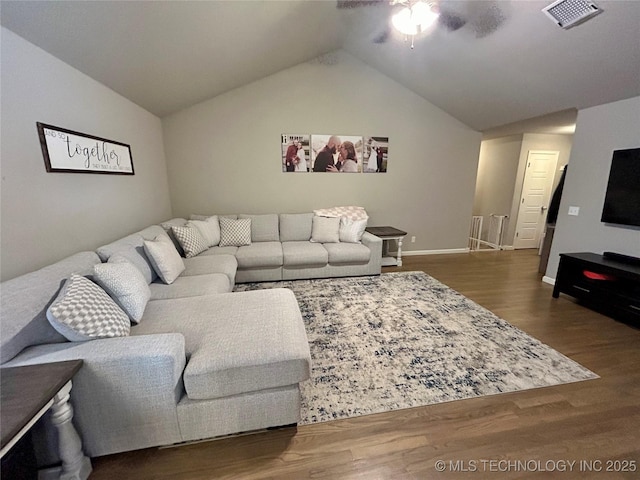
[553,252,640,326]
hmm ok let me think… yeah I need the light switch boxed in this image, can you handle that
[568,206,580,216]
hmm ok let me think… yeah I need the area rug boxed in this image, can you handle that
[234,272,598,425]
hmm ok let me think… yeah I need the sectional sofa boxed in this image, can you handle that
[0,210,382,463]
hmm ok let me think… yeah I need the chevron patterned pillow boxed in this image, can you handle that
[172,224,208,258]
[47,274,130,342]
[219,217,252,247]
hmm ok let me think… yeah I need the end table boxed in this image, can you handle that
[365,226,408,266]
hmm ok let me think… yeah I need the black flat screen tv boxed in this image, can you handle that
[601,147,640,227]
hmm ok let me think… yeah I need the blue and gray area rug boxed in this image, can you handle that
[235,271,598,425]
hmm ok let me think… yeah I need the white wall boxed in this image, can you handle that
[162,50,481,253]
[473,133,573,247]
[0,28,173,281]
[546,96,640,279]
[506,133,573,246]
[473,135,523,241]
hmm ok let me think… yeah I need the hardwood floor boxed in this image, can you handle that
[90,250,640,479]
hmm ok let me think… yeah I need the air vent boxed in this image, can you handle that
[542,0,602,29]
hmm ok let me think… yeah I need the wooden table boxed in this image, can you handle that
[1,360,92,480]
[365,226,408,267]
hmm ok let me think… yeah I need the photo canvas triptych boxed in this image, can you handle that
[281,134,388,173]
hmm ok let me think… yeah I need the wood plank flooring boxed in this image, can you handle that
[90,250,640,479]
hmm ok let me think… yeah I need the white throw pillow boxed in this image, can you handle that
[310,215,340,243]
[189,216,220,247]
[172,224,209,258]
[143,234,185,284]
[313,206,369,221]
[339,217,368,243]
[219,217,252,247]
[93,261,150,323]
[47,274,130,342]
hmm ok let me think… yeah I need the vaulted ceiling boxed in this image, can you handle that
[2,0,639,131]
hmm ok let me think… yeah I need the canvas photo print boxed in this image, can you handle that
[311,134,364,173]
[363,136,389,173]
[281,134,310,172]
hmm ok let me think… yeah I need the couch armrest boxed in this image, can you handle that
[362,231,383,255]
[3,334,186,457]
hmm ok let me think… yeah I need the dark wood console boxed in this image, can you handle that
[553,252,640,326]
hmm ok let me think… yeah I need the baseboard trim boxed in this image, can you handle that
[398,248,470,256]
[542,276,556,285]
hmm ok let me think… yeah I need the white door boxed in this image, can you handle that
[513,150,560,249]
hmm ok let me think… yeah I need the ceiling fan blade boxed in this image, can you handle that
[438,11,467,32]
[373,27,391,43]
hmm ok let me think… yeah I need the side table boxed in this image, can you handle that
[365,226,408,267]
[1,360,92,480]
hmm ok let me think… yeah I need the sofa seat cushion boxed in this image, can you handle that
[148,273,231,300]
[236,242,283,269]
[323,243,371,265]
[282,241,329,267]
[182,254,237,286]
[200,246,239,256]
[133,289,311,400]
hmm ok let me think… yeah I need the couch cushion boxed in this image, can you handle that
[93,261,150,323]
[148,273,230,300]
[323,242,371,265]
[133,289,311,400]
[182,254,237,286]
[172,224,209,258]
[239,214,279,242]
[236,242,283,269]
[47,275,130,342]
[137,225,166,241]
[279,213,313,242]
[282,241,329,267]
[0,251,101,363]
[199,246,239,256]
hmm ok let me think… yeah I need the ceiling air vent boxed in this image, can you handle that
[542,0,602,29]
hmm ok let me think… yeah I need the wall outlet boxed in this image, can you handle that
[411,236,416,243]
[568,206,580,216]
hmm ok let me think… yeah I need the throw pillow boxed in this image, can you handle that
[339,217,368,243]
[313,206,369,221]
[310,215,340,243]
[219,217,252,247]
[143,234,185,284]
[172,224,209,258]
[189,216,220,248]
[46,274,130,342]
[93,261,150,323]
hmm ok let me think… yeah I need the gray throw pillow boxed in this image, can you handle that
[310,216,340,243]
[189,216,220,248]
[219,217,252,247]
[172,224,209,258]
[93,261,150,323]
[143,234,185,284]
[46,274,130,342]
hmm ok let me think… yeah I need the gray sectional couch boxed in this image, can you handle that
[0,211,382,461]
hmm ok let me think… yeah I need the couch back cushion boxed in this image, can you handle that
[279,213,313,242]
[239,214,279,242]
[0,251,101,363]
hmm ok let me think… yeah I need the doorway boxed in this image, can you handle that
[513,150,559,249]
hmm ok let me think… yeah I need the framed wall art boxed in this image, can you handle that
[281,134,310,173]
[37,122,134,175]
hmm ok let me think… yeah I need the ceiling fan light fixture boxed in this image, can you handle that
[391,1,440,36]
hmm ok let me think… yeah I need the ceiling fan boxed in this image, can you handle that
[336,0,508,48]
